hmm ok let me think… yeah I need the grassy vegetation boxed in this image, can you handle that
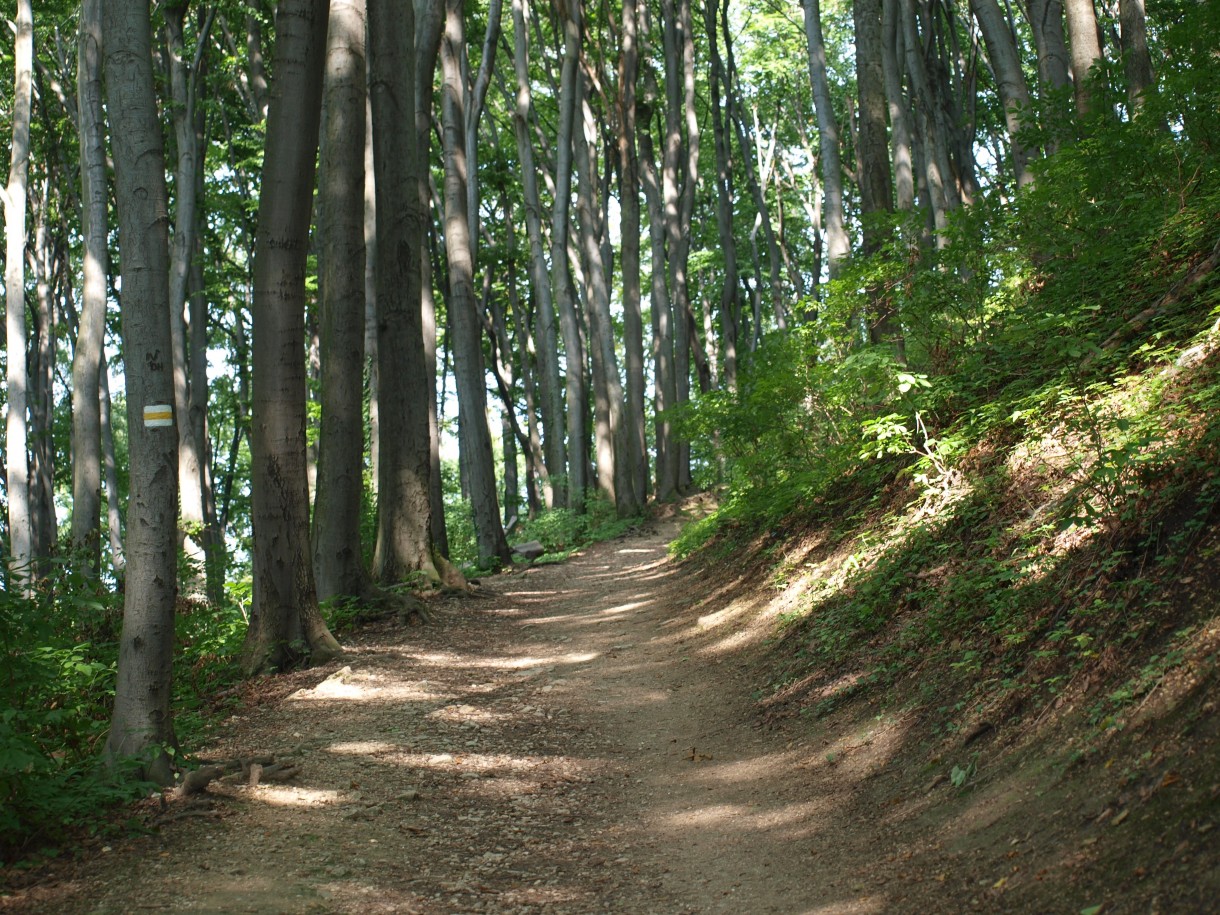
[676,2,1220,751]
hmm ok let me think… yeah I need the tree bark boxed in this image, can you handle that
[552,0,589,511]
[4,0,33,590]
[1023,0,1071,95]
[244,0,342,674]
[71,0,107,574]
[882,0,916,212]
[1064,0,1102,117]
[802,0,849,281]
[440,0,512,566]
[102,0,181,783]
[509,0,564,509]
[617,0,647,506]
[1118,0,1154,113]
[969,0,1036,187]
[313,0,374,603]
[370,0,458,585]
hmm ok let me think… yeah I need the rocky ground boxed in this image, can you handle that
[3,520,1216,913]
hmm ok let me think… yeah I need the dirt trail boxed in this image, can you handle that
[10,522,902,914]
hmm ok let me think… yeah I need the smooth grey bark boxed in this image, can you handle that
[802,0,849,281]
[704,0,740,390]
[882,0,916,212]
[1023,0,1071,94]
[639,72,679,500]
[70,0,107,572]
[100,364,126,580]
[509,0,563,508]
[1064,0,1102,117]
[969,0,1036,187]
[4,0,33,589]
[463,0,503,255]
[440,0,512,566]
[902,0,956,240]
[552,0,588,511]
[1118,0,1154,112]
[28,197,56,570]
[617,0,647,506]
[370,0,460,586]
[574,64,635,514]
[164,2,216,593]
[415,0,449,558]
[244,0,342,674]
[313,0,373,603]
[102,0,181,782]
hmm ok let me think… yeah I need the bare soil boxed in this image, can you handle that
[3,519,1217,914]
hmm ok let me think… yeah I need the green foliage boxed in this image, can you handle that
[515,492,638,562]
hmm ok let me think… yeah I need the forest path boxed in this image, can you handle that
[15,523,892,914]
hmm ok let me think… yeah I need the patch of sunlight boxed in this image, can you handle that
[376,750,555,773]
[602,599,650,615]
[428,704,514,725]
[289,672,448,704]
[324,740,398,756]
[616,547,657,554]
[803,896,889,914]
[255,786,346,807]
[822,715,913,780]
[662,798,831,836]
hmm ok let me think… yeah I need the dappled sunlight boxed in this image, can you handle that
[803,896,890,914]
[662,797,832,837]
[287,668,449,704]
[253,785,348,807]
[601,598,652,615]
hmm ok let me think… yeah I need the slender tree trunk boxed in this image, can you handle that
[575,66,635,514]
[100,363,126,581]
[970,0,1036,187]
[553,0,588,511]
[313,0,373,603]
[28,197,57,571]
[902,0,956,241]
[164,2,215,596]
[509,0,564,508]
[704,0,740,390]
[71,0,107,574]
[883,0,916,212]
[102,0,181,782]
[440,0,512,566]
[802,0,849,284]
[243,0,342,674]
[1118,0,1154,112]
[4,0,33,589]
[617,0,647,506]
[1064,0,1102,117]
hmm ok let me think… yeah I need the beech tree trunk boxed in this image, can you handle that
[882,0,916,212]
[617,0,647,506]
[4,0,33,590]
[440,0,512,566]
[1023,0,1071,95]
[508,0,563,508]
[243,0,342,674]
[553,0,589,511]
[370,0,457,585]
[313,0,374,603]
[102,0,181,782]
[1118,0,1154,112]
[802,0,849,281]
[1064,0,1102,117]
[969,0,1036,187]
[70,0,107,573]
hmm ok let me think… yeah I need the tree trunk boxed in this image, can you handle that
[1064,0,1102,117]
[440,0,512,566]
[71,0,107,574]
[27,193,57,573]
[244,0,342,675]
[617,0,647,506]
[575,65,635,515]
[882,0,916,212]
[4,0,33,590]
[102,0,181,783]
[509,0,564,509]
[1023,0,1071,95]
[370,0,456,585]
[902,0,956,241]
[969,0,1036,188]
[704,0,740,390]
[1118,0,1154,113]
[802,0,849,280]
[313,0,374,604]
[164,2,215,597]
[553,0,589,511]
